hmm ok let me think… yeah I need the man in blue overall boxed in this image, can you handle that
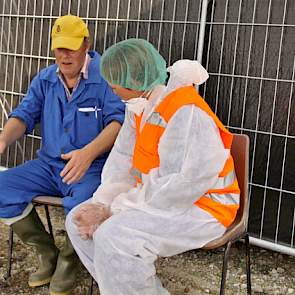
[0,15,125,295]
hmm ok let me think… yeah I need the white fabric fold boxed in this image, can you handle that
[91,62,226,218]
[125,97,148,116]
[0,203,33,225]
[166,59,209,94]
[109,105,229,217]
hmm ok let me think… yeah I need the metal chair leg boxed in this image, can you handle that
[245,234,252,294]
[220,241,232,295]
[44,204,54,240]
[5,226,14,280]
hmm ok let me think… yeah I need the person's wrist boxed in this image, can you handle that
[104,206,112,219]
[82,144,99,162]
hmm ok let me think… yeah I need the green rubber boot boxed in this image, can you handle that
[49,234,78,295]
[11,207,59,287]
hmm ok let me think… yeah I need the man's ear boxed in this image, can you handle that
[84,37,91,51]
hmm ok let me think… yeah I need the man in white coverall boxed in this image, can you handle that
[66,38,240,295]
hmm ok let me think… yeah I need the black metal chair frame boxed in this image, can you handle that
[5,196,94,295]
[202,134,251,295]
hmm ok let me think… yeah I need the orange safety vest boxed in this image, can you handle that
[130,86,240,227]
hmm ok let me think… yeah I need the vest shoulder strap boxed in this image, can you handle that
[156,86,233,149]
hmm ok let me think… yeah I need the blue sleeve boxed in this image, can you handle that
[102,83,125,127]
[9,75,44,134]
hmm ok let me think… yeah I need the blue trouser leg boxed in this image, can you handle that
[0,158,102,291]
[0,159,60,218]
[58,169,102,215]
[0,157,102,218]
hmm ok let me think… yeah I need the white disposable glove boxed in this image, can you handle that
[73,202,111,240]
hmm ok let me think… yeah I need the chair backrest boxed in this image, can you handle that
[230,134,250,230]
[203,133,250,249]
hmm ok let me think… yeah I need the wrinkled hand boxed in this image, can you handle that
[60,149,93,184]
[73,203,111,240]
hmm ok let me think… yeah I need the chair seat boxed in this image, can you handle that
[33,196,63,207]
[202,220,247,249]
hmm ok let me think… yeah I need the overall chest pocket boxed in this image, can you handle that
[75,104,103,146]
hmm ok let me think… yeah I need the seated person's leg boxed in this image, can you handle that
[65,199,96,278]
[49,170,101,294]
[0,159,61,220]
[61,170,102,215]
[89,207,225,295]
[0,159,61,287]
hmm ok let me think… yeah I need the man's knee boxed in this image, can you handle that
[0,175,5,205]
[0,170,13,207]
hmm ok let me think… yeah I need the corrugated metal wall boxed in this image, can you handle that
[0,0,294,253]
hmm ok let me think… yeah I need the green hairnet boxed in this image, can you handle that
[100,38,167,91]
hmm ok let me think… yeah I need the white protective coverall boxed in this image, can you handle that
[66,60,230,295]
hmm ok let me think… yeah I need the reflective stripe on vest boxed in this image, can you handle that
[131,86,240,227]
[130,167,143,184]
[210,170,237,191]
[146,112,167,128]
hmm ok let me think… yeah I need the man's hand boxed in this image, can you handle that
[60,121,122,185]
[60,149,94,184]
[73,203,111,240]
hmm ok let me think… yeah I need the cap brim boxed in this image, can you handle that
[51,36,84,51]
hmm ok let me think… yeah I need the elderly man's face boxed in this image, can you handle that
[54,40,89,80]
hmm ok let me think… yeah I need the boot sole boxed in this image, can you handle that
[28,276,52,287]
[50,288,73,295]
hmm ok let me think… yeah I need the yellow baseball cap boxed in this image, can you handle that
[51,15,89,51]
